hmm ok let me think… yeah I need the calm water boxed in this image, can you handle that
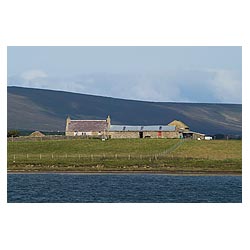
[7,173,242,203]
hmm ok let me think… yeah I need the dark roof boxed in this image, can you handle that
[67,120,108,132]
[110,125,176,132]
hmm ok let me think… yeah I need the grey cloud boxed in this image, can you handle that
[8,69,242,103]
[207,69,242,103]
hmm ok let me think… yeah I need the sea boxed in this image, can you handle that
[7,173,242,203]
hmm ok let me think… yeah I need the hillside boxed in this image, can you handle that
[7,86,242,135]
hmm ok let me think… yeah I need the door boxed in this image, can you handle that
[139,131,143,138]
[157,131,162,138]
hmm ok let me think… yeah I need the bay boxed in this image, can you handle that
[7,173,242,203]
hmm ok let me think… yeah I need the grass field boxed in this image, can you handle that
[7,138,242,174]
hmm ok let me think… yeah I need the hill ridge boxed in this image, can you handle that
[7,86,242,135]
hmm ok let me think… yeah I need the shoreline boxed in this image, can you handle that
[7,170,242,176]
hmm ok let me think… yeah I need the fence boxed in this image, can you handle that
[8,152,231,162]
[9,153,174,161]
[157,139,185,156]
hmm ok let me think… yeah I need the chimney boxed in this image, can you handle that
[65,115,71,134]
[106,115,111,130]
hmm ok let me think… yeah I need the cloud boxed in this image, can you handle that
[68,73,187,102]
[20,70,48,81]
[9,69,49,89]
[8,69,242,103]
[207,69,242,103]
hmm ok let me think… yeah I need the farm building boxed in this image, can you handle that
[65,116,110,137]
[168,120,189,131]
[109,125,179,139]
[65,115,205,139]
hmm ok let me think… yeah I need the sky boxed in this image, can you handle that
[7,46,242,103]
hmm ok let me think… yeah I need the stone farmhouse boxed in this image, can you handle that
[65,115,205,139]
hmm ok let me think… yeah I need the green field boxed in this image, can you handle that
[7,138,242,174]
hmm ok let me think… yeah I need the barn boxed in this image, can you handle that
[109,125,179,139]
[167,120,190,131]
[65,115,205,139]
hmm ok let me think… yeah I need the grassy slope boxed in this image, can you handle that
[172,140,241,159]
[8,139,242,173]
[8,138,178,155]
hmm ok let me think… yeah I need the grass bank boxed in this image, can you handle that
[7,138,242,174]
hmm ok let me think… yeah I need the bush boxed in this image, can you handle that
[7,130,20,137]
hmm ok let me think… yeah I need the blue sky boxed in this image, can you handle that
[8,46,242,103]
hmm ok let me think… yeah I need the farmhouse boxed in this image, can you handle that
[65,116,110,137]
[65,115,205,139]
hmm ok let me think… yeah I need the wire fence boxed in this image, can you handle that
[9,153,177,161]
[8,152,231,162]
[157,139,185,156]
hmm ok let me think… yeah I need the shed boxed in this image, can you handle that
[182,131,205,140]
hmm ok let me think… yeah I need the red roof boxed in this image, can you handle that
[67,120,108,132]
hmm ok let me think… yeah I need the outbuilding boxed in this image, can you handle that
[109,125,179,139]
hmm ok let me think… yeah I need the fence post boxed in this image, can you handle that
[128,154,131,160]
[91,154,93,161]
[13,154,15,160]
[52,154,54,159]
[115,154,117,159]
[27,154,28,159]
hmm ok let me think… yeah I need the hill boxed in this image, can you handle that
[7,86,242,135]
